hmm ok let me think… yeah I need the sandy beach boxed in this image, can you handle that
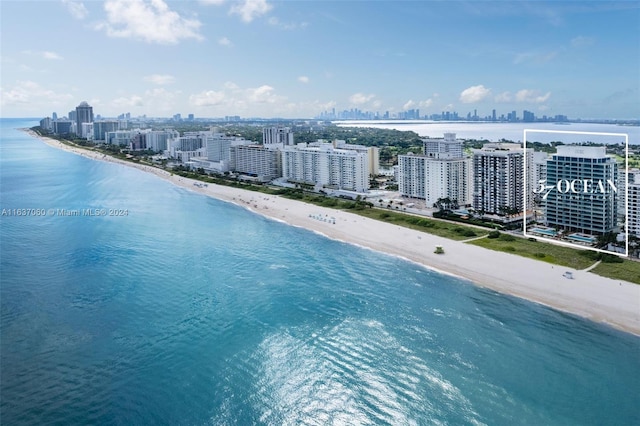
[30,131,640,335]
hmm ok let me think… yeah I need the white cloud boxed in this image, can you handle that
[97,0,203,45]
[349,93,376,105]
[42,51,64,60]
[218,37,233,46]
[459,85,491,103]
[143,74,175,85]
[200,0,226,4]
[189,82,286,110]
[404,99,433,110]
[230,0,272,23]
[22,50,64,60]
[268,16,308,30]
[403,100,415,110]
[62,0,89,20]
[494,91,512,103]
[419,99,433,108]
[0,80,73,109]
[111,88,181,112]
[112,95,144,108]
[247,85,278,104]
[190,90,226,107]
[515,89,551,103]
[297,76,309,84]
[571,36,595,48]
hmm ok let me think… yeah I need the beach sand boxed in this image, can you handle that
[29,131,640,335]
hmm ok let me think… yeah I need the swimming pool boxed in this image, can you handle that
[567,233,597,244]
[529,227,558,237]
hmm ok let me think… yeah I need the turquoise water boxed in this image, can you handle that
[567,234,597,244]
[1,119,639,425]
[529,227,558,237]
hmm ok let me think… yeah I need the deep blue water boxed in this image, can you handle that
[1,119,639,425]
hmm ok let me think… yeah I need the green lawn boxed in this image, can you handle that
[351,209,489,240]
[591,260,640,284]
[468,235,595,269]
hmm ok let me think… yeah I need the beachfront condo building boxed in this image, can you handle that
[205,133,250,162]
[282,142,369,192]
[52,119,73,135]
[398,133,472,207]
[332,139,380,176]
[544,146,618,235]
[263,127,294,148]
[93,121,120,142]
[75,101,93,138]
[617,164,627,220]
[106,130,138,146]
[628,169,640,237]
[398,154,472,207]
[230,144,282,182]
[146,129,179,152]
[39,117,52,132]
[472,143,533,215]
[423,133,464,159]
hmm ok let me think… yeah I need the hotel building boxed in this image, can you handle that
[544,146,618,235]
[472,143,533,215]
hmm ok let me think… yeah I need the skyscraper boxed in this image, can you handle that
[544,146,618,235]
[263,127,294,147]
[472,143,533,215]
[398,134,471,206]
[75,101,94,137]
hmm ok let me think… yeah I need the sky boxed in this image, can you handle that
[0,0,638,120]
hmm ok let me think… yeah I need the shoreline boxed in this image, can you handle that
[27,130,640,336]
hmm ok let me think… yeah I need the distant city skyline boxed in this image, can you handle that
[1,1,638,119]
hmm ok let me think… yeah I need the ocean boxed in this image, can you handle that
[1,118,639,425]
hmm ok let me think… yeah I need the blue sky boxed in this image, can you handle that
[1,0,638,119]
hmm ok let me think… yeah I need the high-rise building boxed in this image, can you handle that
[75,101,93,137]
[333,139,379,176]
[282,143,369,193]
[39,117,52,132]
[53,120,73,135]
[205,133,250,162]
[93,121,120,142]
[230,145,282,182]
[523,110,535,122]
[627,169,640,237]
[544,146,618,235]
[398,133,471,206]
[472,143,532,215]
[398,154,472,207]
[423,133,463,159]
[146,129,179,152]
[263,127,294,147]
